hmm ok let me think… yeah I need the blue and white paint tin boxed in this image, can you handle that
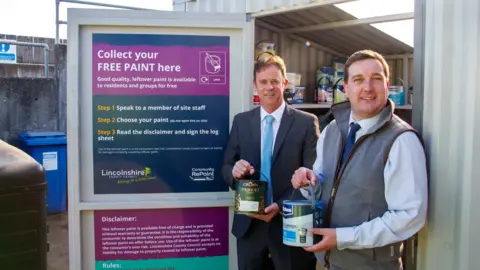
[282,200,324,247]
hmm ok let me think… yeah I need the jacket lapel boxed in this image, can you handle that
[273,105,294,163]
[250,107,261,171]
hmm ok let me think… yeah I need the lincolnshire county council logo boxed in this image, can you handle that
[144,167,151,177]
[101,167,155,184]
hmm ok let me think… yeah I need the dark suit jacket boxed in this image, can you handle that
[222,104,320,238]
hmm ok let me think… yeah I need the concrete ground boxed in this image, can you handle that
[45,214,324,270]
[47,214,69,270]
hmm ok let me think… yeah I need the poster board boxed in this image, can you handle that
[67,8,253,270]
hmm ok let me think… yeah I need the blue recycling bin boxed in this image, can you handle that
[17,132,67,214]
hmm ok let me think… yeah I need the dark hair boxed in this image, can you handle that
[344,50,390,81]
[253,53,287,81]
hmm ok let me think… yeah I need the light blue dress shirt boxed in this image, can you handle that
[301,111,428,262]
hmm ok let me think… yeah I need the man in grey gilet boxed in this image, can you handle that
[291,50,428,270]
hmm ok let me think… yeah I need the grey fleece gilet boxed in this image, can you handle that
[319,100,420,270]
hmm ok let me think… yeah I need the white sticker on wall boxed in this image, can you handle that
[42,152,58,171]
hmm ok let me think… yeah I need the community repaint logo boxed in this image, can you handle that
[189,168,215,181]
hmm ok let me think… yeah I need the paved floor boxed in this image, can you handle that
[45,213,324,270]
[47,214,69,270]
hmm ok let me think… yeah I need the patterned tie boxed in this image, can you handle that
[340,122,361,167]
[261,115,274,205]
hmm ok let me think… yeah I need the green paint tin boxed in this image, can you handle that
[234,180,267,215]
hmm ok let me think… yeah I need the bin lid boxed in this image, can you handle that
[0,140,46,189]
[17,132,67,146]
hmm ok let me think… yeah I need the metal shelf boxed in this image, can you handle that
[290,103,331,109]
[290,103,413,110]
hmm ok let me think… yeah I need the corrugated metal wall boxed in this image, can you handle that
[172,0,338,103]
[173,0,414,104]
[387,59,404,85]
[255,24,334,102]
[172,0,313,13]
[173,0,247,13]
[246,0,312,13]
[417,0,480,269]
[386,58,414,89]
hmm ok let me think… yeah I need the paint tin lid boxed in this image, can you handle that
[284,200,311,205]
[284,200,324,209]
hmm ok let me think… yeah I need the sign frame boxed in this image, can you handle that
[67,8,254,270]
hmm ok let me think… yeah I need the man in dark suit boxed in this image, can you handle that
[222,54,320,270]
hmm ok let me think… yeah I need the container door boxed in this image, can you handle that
[67,9,254,270]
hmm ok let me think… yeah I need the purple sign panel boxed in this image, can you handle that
[91,34,230,195]
[94,207,229,269]
[93,45,229,96]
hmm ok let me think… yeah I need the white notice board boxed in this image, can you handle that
[67,8,254,270]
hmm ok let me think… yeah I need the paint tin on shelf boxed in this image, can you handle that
[291,86,305,104]
[388,85,405,106]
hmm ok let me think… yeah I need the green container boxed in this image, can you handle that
[234,180,267,215]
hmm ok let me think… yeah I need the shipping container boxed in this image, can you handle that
[64,0,479,269]
[172,1,417,269]
[170,1,480,269]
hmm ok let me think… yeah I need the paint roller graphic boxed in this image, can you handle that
[204,53,221,74]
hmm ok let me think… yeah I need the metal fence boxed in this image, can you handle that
[0,40,50,77]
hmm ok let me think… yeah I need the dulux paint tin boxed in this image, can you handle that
[291,86,305,104]
[234,180,267,215]
[282,200,324,247]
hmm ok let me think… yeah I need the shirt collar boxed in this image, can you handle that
[349,110,382,133]
[261,101,286,123]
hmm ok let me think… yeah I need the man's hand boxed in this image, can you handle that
[291,167,317,189]
[247,203,279,222]
[303,228,337,253]
[232,159,255,180]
